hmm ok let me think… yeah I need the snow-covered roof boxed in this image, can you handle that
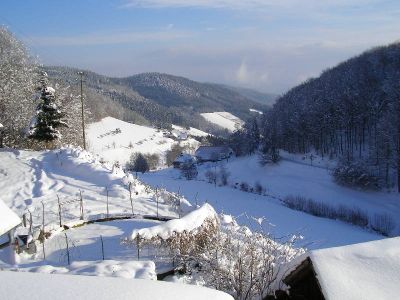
[195,146,233,160]
[0,199,21,236]
[0,123,3,128]
[289,237,400,300]
[0,271,233,300]
[174,153,196,164]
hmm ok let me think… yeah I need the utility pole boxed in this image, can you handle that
[77,71,86,150]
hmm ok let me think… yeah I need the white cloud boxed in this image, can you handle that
[28,30,191,46]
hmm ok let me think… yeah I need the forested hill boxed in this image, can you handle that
[261,42,400,190]
[44,66,267,133]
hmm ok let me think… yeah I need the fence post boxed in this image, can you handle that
[57,195,62,227]
[22,214,26,227]
[64,233,70,265]
[136,235,140,261]
[79,190,84,220]
[100,235,105,260]
[155,188,159,219]
[106,187,109,218]
[129,182,134,216]
[41,201,46,260]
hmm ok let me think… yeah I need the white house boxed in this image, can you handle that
[0,199,21,247]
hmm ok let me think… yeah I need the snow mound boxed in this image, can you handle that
[130,203,217,240]
[0,270,234,300]
[21,260,156,280]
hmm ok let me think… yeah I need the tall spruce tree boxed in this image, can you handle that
[29,72,68,143]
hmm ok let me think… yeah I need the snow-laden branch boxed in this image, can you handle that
[130,203,217,240]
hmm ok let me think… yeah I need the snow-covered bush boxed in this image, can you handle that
[205,169,217,185]
[371,213,396,236]
[239,182,249,192]
[283,195,397,235]
[128,205,303,300]
[333,161,381,190]
[181,164,198,180]
[218,165,230,186]
[254,182,265,195]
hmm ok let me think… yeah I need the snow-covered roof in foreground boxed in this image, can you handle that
[0,199,21,236]
[130,203,216,240]
[310,237,400,300]
[0,271,233,300]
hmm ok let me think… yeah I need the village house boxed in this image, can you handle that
[0,198,21,248]
[195,145,234,163]
[173,153,197,169]
[283,237,400,300]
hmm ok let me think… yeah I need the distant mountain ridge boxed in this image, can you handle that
[44,66,268,134]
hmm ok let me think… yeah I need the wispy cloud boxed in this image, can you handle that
[122,0,380,11]
[28,29,191,46]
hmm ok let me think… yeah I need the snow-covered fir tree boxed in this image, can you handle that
[29,72,68,145]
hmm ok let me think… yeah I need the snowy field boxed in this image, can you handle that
[139,156,399,249]
[201,112,244,132]
[87,117,201,165]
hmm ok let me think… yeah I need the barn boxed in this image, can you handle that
[283,237,400,300]
[195,146,233,162]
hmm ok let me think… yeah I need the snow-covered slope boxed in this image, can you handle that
[0,270,233,300]
[0,147,181,232]
[201,112,244,132]
[87,117,200,165]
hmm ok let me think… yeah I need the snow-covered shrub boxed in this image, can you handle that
[371,213,395,236]
[143,153,160,170]
[126,152,150,173]
[205,169,217,185]
[283,195,369,229]
[254,182,265,195]
[240,182,250,192]
[333,161,381,190]
[130,207,304,300]
[181,164,198,180]
[259,150,280,166]
[218,165,230,186]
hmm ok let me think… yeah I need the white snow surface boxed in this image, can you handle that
[249,108,263,115]
[172,124,209,137]
[13,260,156,280]
[87,117,200,165]
[309,237,400,300]
[0,270,233,300]
[201,112,244,132]
[131,203,216,240]
[0,198,21,236]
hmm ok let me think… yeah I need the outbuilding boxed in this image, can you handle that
[195,146,233,162]
[283,237,400,300]
[173,153,197,169]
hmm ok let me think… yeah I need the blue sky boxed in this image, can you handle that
[0,0,399,93]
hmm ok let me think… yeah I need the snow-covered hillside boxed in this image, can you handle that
[201,112,244,132]
[87,117,200,165]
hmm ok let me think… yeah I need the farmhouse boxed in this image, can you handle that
[283,237,400,300]
[171,129,188,140]
[0,199,21,247]
[173,153,197,169]
[195,146,233,162]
